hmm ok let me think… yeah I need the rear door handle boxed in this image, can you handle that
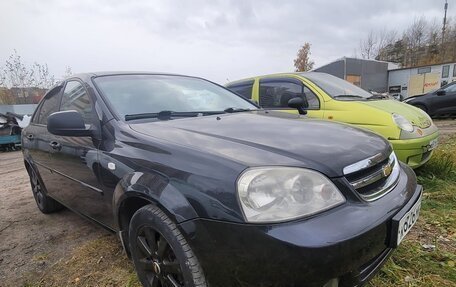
[26,134,34,140]
[49,141,62,150]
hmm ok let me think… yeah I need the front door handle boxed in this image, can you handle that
[49,141,62,150]
[26,134,34,140]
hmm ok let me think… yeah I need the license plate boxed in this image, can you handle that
[427,138,438,151]
[396,196,422,246]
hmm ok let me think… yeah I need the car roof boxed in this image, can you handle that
[226,71,323,85]
[66,71,191,82]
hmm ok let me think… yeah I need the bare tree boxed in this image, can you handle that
[63,66,73,79]
[33,63,57,89]
[293,43,314,72]
[1,50,36,104]
[359,30,377,59]
[378,29,397,51]
[0,66,5,87]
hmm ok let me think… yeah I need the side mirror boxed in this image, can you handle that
[436,90,446,96]
[47,110,92,137]
[288,97,308,115]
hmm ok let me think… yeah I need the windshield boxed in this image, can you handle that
[93,74,257,119]
[301,72,374,100]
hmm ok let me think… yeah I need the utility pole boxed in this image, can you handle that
[441,0,448,60]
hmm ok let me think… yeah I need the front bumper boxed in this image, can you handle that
[390,131,439,168]
[179,165,422,287]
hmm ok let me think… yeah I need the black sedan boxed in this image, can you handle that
[22,72,422,287]
[404,81,456,117]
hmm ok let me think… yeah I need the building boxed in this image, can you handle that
[314,57,399,93]
[314,57,456,99]
[388,61,456,98]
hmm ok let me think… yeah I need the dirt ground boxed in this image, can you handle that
[0,151,112,286]
[0,119,454,287]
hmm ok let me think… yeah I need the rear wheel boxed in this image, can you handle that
[129,205,207,287]
[28,166,63,213]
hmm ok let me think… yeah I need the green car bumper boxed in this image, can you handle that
[390,131,440,169]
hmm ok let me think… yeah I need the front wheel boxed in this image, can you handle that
[129,205,207,287]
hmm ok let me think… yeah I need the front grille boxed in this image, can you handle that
[344,152,400,201]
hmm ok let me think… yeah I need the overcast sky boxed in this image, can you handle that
[0,0,453,83]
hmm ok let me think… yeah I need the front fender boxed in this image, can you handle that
[113,171,199,230]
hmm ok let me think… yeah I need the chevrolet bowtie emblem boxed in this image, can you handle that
[382,163,393,177]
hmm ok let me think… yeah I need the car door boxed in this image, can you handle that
[258,77,323,118]
[47,79,107,223]
[23,86,63,198]
[434,83,456,114]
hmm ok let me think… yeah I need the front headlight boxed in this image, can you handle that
[237,167,345,223]
[392,114,414,132]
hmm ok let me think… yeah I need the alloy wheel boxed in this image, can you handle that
[136,226,184,287]
[30,169,45,209]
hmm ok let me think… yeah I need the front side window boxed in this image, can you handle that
[453,64,456,77]
[442,65,450,78]
[303,86,320,109]
[61,81,93,124]
[443,82,456,93]
[36,87,62,125]
[227,80,254,99]
[259,80,302,108]
[93,75,257,119]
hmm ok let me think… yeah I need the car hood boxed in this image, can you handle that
[129,111,391,177]
[361,99,432,129]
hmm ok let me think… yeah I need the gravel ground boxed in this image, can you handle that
[0,119,454,286]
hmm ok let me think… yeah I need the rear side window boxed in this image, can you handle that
[227,80,254,99]
[259,79,320,109]
[35,87,62,125]
[61,81,93,124]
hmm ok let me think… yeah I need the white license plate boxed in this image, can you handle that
[396,196,421,245]
[428,138,438,151]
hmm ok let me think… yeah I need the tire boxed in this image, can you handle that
[28,166,63,213]
[129,204,207,287]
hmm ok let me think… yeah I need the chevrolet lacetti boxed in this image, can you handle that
[22,72,422,287]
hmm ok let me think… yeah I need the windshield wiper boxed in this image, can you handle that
[333,95,365,99]
[223,107,256,113]
[125,111,223,121]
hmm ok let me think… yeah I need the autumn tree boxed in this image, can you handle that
[294,43,314,72]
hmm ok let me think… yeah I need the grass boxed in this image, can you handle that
[22,235,141,287]
[368,137,456,287]
[21,138,456,287]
